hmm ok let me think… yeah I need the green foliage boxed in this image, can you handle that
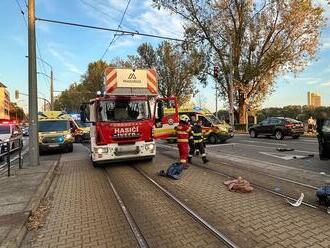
[153,0,325,123]
[256,105,330,122]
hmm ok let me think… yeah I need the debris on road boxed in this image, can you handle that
[293,154,314,159]
[26,198,51,231]
[286,193,304,207]
[277,148,295,152]
[224,176,253,193]
[159,162,183,180]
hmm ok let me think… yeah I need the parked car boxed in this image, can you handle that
[249,117,304,140]
[0,122,23,161]
[22,127,29,136]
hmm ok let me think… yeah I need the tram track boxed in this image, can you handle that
[157,145,327,213]
[103,166,240,248]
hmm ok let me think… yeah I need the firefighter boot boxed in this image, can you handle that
[202,157,209,164]
[188,157,192,164]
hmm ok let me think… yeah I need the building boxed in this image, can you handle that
[0,82,10,120]
[307,92,321,107]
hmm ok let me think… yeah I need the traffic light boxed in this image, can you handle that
[15,90,19,99]
[213,65,219,79]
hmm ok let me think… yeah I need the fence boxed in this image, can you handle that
[0,137,24,177]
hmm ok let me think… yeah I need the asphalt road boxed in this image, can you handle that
[206,134,330,174]
[159,133,330,176]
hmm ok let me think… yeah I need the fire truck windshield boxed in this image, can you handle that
[97,99,151,122]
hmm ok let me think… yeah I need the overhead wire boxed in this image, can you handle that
[36,17,184,42]
[13,0,51,96]
[100,0,132,60]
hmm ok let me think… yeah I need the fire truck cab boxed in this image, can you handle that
[87,67,178,166]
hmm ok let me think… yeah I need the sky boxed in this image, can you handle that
[0,0,330,112]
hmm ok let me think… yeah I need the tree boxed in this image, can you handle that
[153,0,325,123]
[54,60,109,112]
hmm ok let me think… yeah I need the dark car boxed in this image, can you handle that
[249,117,304,140]
[319,119,330,158]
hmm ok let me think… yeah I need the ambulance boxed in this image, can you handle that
[38,111,76,153]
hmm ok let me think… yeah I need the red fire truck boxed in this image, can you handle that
[86,67,179,166]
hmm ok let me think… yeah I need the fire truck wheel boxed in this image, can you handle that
[92,161,100,167]
[208,134,217,144]
[144,157,154,162]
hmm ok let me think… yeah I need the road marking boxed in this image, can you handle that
[259,152,312,161]
[207,143,238,147]
[243,140,287,146]
[227,142,318,154]
[157,143,330,177]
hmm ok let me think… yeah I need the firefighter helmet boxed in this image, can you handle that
[180,114,190,123]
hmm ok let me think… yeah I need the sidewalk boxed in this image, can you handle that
[0,158,58,247]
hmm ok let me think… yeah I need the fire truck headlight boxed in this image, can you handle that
[145,143,155,151]
[96,147,108,154]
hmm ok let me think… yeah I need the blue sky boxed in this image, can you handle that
[0,0,330,112]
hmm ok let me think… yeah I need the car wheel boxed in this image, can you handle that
[250,129,257,138]
[208,134,217,144]
[275,130,284,140]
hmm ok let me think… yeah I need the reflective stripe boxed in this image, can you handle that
[177,139,189,142]
[192,132,202,136]
[177,131,188,135]
[180,159,186,163]
[202,153,206,157]
[194,140,202,143]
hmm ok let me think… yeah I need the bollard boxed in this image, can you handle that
[7,141,10,177]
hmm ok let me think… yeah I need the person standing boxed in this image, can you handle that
[191,119,209,164]
[188,115,196,163]
[317,112,328,160]
[176,115,191,169]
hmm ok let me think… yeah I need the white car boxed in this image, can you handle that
[0,123,23,157]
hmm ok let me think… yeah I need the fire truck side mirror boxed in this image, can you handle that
[157,102,164,120]
[80,103,90,123]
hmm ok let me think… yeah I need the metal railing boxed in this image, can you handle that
[0,137,24,177]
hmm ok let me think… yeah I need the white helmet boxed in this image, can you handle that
[180,114,190,123]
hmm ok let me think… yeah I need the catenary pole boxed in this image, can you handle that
[50,70,54,110]
[28,0,39,166]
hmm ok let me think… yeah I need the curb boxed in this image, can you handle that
[1,159,60,248]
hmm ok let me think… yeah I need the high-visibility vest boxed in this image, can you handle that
[192,125,203,143]
[176,123,191,143]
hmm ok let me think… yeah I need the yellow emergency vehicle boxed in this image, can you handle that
[166,106,234,144]
[38,111,75,153]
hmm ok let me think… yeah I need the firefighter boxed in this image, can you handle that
[317,112,328,160]
[176,114,191,169]
[188,115,196,163]
[191,119,209,163]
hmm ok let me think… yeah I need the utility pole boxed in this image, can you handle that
[50,70,54,110]
[215,84,218,118]
[228,36,235,130]
[28,0,39,166]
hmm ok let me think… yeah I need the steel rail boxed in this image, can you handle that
[103,170,149,248]
[157,146,322,210]
[134,166,240,248]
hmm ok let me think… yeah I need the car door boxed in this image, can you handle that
[257,118,270,134]
[153,97,179,139]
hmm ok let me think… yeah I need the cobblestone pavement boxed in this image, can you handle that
[106,166,225,248]
[22,145,137,248]
[139,151,330,248]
